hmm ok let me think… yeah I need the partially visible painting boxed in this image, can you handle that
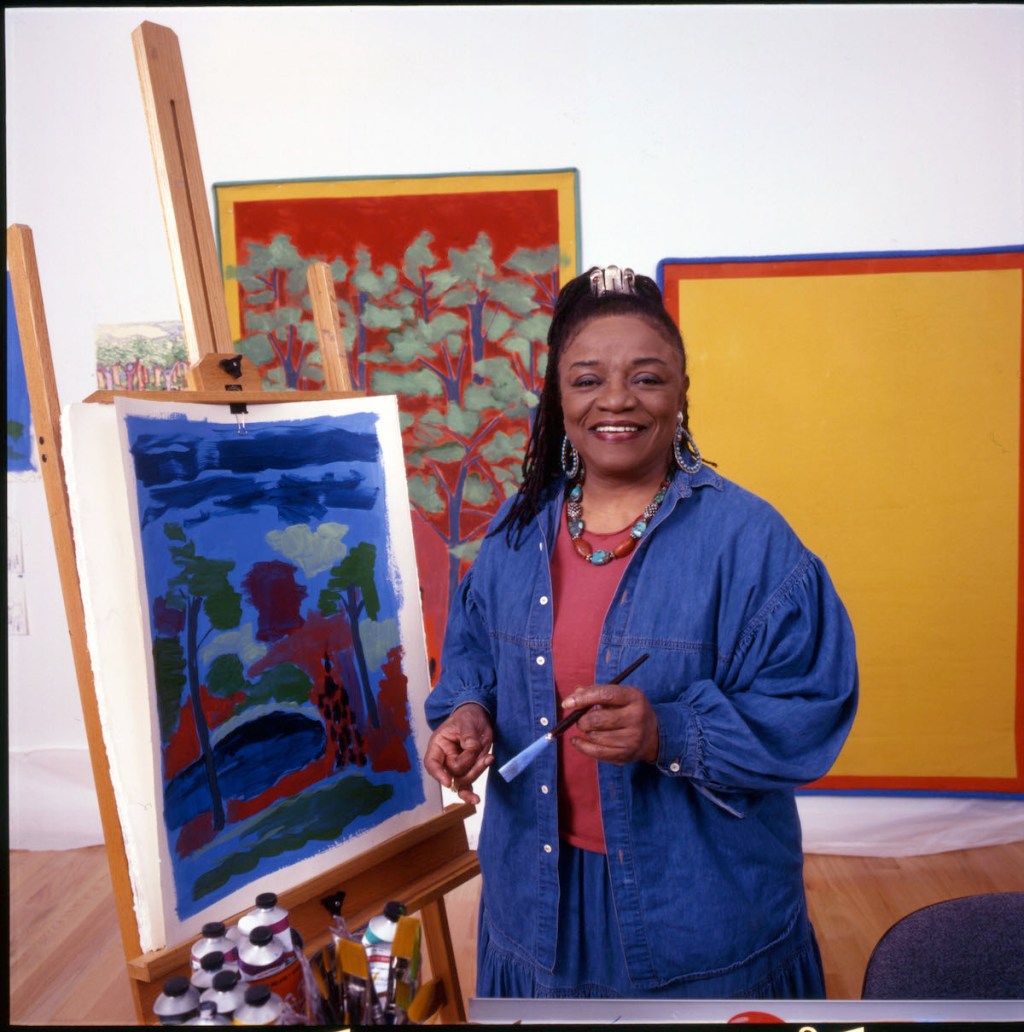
[101,394,438,939]
[95,320,189,392]
[7,272,38,476]
[660,248,1024,795]
[215,170,579,676]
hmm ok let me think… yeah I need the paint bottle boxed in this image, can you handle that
[192,921,240,970]
[153,975,201,1025]
[232,983,283,1026]
[184,1000,230,1025]
[191,950,239,993]
[238,892,294,959]
[362,900,406,999]
[239,922,306,1011]
[238,926,287,982]
[201,969,247,1021]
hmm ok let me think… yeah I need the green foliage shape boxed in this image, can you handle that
[191,775,394,901]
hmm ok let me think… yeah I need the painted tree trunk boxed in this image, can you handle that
[344,587,379,728]
[186,595,226,830]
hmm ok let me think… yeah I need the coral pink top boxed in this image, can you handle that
[550,509,630,853]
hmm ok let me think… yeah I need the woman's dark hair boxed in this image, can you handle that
[493,266,693,547]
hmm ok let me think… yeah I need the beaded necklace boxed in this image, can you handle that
[566,476,671,565]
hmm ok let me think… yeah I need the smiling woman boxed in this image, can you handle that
[422,266,858,1000]
[558,314,687,531]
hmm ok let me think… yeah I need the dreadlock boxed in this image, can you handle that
[492,266,695,548]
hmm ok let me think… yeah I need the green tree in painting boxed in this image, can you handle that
[371,234,556,601]
[155,522,242,831]
[318,541,383,729]
[225,234,348,390]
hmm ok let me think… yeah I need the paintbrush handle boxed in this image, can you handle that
[550,653,650,738]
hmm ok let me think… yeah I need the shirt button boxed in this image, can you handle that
[669,762,681,773]
[539,595,549,605]
[539,717,549,727]
[543,844,553,853]
[536,655,546,666]
[541,785,550,794]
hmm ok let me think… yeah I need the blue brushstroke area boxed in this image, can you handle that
[139,469,378,528]
[6,273,36,474]
[163,711,326,829]
[128,419,381,487]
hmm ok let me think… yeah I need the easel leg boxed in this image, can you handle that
[421,896,466,1023]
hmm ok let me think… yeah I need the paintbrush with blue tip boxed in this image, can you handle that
[498,653,650,781]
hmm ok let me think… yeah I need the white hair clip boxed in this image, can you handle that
[589,265,637,297]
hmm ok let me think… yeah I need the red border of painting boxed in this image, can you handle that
[659,248,1024,796]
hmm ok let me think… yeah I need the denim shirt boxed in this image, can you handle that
[425,467,858,987]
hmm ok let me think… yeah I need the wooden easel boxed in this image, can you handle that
[6,19,478,1026]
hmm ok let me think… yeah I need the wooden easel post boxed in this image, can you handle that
[132,20,234,362]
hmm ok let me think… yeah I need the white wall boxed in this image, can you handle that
[7,4,1024,850]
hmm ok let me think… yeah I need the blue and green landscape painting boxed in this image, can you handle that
[122,403,425,919]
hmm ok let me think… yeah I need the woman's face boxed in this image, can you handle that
[558,314,688,486]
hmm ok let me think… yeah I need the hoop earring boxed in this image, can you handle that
[561,435,582,481]
[673,419,703,474]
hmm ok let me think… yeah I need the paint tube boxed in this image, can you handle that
[191,950,239,993]
[200,969,246,1021]
[191,921,240,970]
[231,983,283,1026]
[361,900,407,999]
[237,892,294,959]
[321,890,358,946]
[239,925,306,1018]
[238,926,287,981]
[152,975,200,1025]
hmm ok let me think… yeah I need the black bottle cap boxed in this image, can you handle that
[244,983,271,1006]
[201,921,226,938]
[248,925,273,947]
[212,969,240,991]
[255,891,278,908]
[383,901,406,922]
[200,950,225,971]
[321,890,346,915]
[162,975,191,996]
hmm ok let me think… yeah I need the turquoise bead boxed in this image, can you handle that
[589,550,613,565]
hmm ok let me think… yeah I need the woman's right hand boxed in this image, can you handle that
[423,703,494,805]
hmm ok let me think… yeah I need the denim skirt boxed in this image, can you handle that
[477,842,826,999]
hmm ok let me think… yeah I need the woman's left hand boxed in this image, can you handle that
[563,683,660,765]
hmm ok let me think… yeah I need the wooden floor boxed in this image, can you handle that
[10,839,1024,1024]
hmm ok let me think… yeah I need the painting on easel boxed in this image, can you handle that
[214,169,579,679]
[65,393,439,945]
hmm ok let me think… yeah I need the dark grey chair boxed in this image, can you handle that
[861,892,1024,999]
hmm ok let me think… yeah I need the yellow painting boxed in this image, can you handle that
[660,250,1023,793]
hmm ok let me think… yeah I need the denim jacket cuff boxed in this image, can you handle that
[650,699,700,776]
[425,686,494,729]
